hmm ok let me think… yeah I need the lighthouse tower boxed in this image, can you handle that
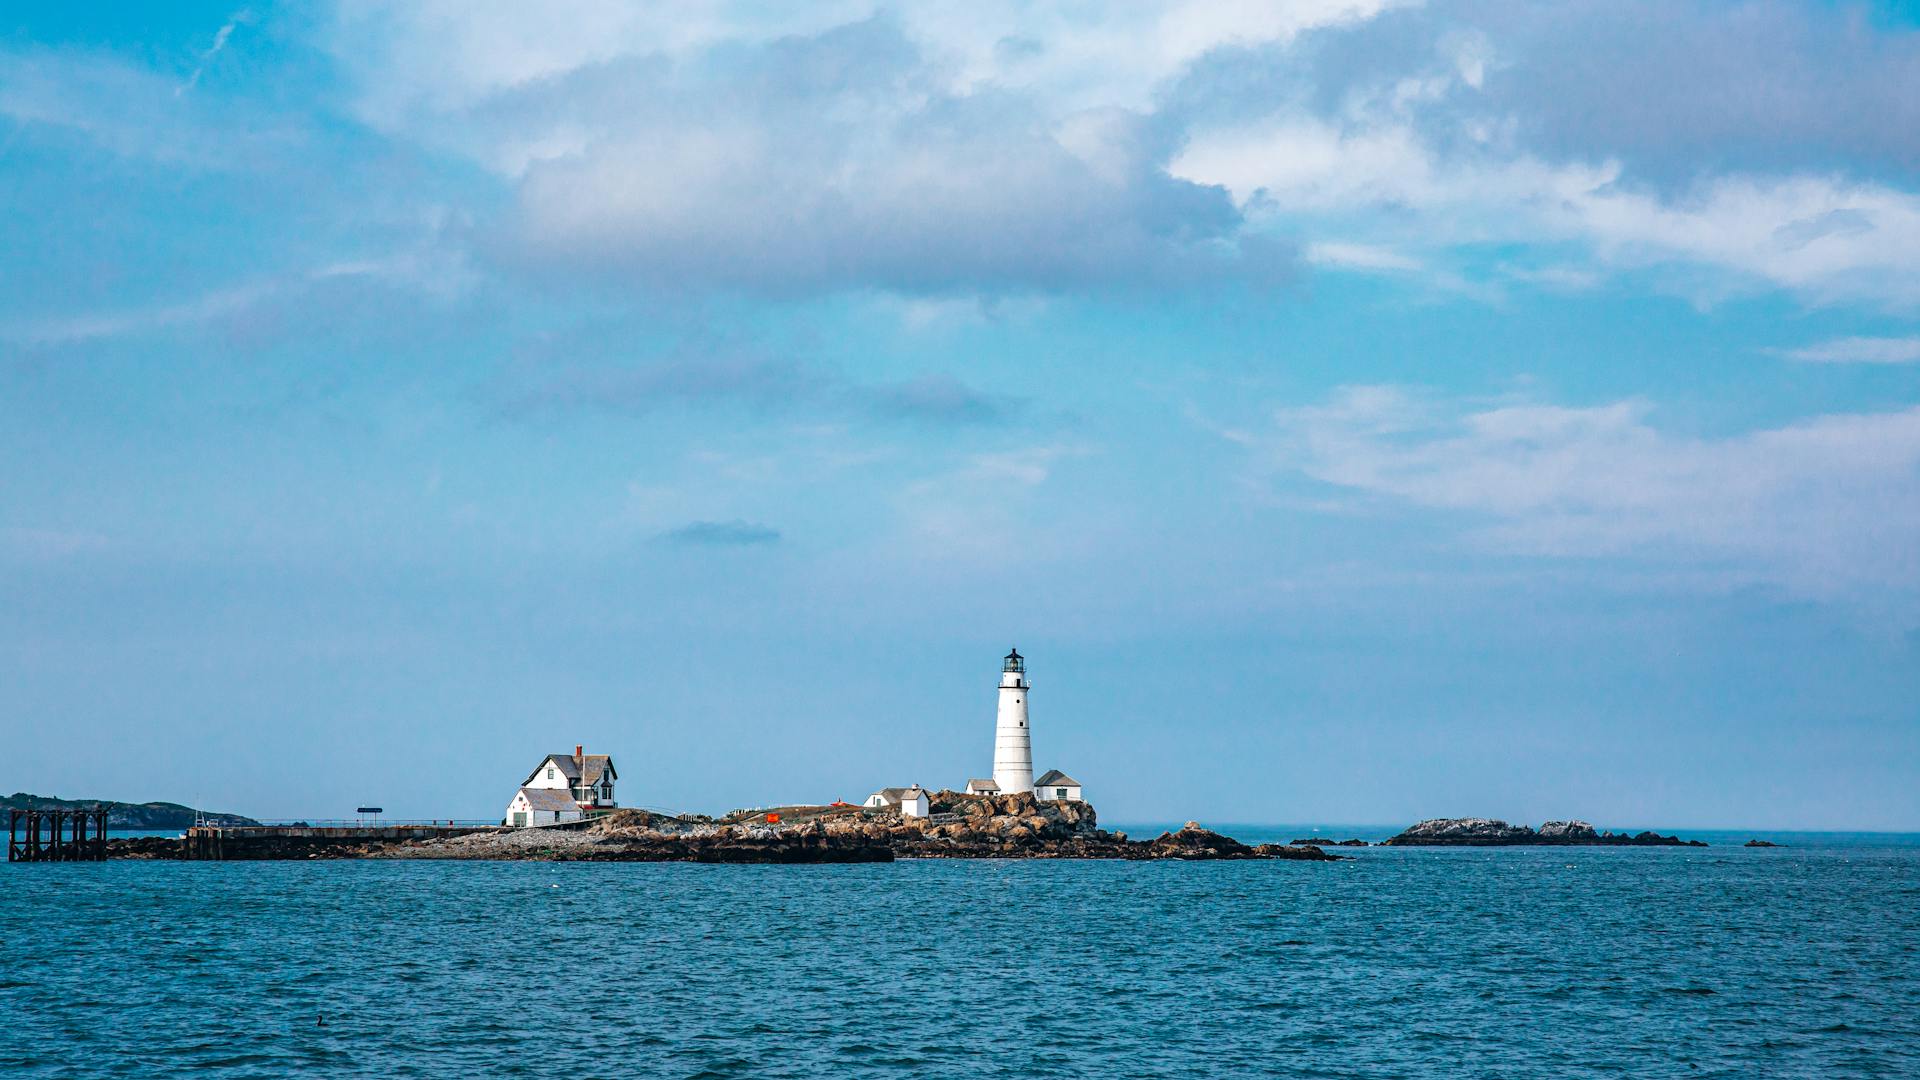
[992,647,1034,796]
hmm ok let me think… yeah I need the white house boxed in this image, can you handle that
[864,786,931,818]
[525,746,617,806]
[505,746,618,827]
[964,778,1001,797]
[505,787,585,827]
[1034,770,1083,803]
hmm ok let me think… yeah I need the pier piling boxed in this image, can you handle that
[7,806,109,862]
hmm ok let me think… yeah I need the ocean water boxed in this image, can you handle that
[3,838,1917,1078]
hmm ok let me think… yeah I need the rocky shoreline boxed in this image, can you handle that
[95,805,1716,862]
[1382,818,1706,847]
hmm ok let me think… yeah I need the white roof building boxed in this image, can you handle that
[964,778,1001,796]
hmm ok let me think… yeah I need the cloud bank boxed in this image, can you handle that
[1251,386,1920,598]
[306,0,1920,306]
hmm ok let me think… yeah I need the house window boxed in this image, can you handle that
[1056,788,1069,799]
[546,766,555,780]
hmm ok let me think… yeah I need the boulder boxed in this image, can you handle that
[1537,820,1599,840]
[1252,843,1346,861]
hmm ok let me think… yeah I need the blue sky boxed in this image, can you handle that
[3,2,1918,829]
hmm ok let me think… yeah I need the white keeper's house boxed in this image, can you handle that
[504,746,617,827]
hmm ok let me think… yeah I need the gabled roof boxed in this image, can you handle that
[965,778,1000,790]
[516,787,581,813]
[1034,769,1080,786]
[523,753,617,787]
[871,786,929,805]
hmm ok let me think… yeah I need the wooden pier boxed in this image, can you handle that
[7,807,109,862]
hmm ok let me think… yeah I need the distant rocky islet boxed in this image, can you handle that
[1381,818,1705,847]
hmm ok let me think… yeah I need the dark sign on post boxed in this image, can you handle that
[356,807,383,815]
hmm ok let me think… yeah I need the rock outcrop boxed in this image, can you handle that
[1536,820,1600,840]
[1290,838,1369,847]
[1383,818,1705,846]
[1744,839,1782,848]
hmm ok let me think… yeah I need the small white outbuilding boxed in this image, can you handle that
[864,786,931,818]
[1034,770,1083,803]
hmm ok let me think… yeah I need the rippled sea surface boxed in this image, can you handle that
[4,833,1917,1078]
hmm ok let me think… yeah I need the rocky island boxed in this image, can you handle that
[106,791,1344,863]
[1383,818,1705,846]
[5,792,257,829]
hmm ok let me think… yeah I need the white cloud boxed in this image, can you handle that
[3,282,275,346]
[1778,336,1920,365]
[1250,386,1920,597]
[1173,107,1920,305]
[0,44,298,168]
[891,444,1094,565]
[318,3,1428,294]
[2,248,471,346]
[330,1,1402,129]
[1305,241,1422,272]
[178,10,253,96]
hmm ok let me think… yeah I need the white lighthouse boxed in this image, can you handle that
[992,647,1034,796]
